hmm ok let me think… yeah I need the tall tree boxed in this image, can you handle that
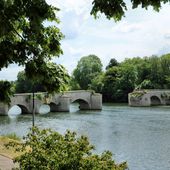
[91,0,170,21]
[116,63,137,102]
[73,55,102,90]
[160,54,170,88]
[106,58,119,70]
[102,66,120,102]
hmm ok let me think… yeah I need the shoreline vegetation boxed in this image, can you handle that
[0,128,127,170]
[0,135,21,159]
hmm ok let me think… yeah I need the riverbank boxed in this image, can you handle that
[0,136,20,159]
[0,136,20,169]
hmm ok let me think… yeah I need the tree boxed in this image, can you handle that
[89,73,104,93]
[147,56,163,88]
[102,66,120,102]
[103,62,137,102]
[106,58,119,70]
[160,54,170,88]
[8,127,127,170]
[91,0,170,21]
[0,81,14,104]
[73,55,103,90]
[115,64,137,102]
[0,0,63,69]
[25,62,69,93]
[0,0,68,99]
[68,77,81,90]
[15,71,45,93]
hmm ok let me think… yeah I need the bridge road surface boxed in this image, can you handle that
[0,155,15,170]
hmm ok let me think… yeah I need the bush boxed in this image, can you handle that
[9,127,127,170]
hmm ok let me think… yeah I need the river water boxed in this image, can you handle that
[0,103,170,170]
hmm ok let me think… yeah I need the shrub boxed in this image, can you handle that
[9,127,127,170]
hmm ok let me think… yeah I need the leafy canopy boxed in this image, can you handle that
[73,55,103,90]
[25,62,70,93]
[0,81,14,104]
[8,127,127,170]
[91,0,170,21]
[16,63,70,94]
[0,0,63,69]
[0,0,69,98]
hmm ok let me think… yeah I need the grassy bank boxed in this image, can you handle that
[0,135,21,159]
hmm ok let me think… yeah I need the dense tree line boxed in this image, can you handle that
[70,53,170,103]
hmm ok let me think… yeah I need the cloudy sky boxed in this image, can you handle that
[1,0,170,80]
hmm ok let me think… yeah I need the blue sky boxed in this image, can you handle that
[1,0,170,80]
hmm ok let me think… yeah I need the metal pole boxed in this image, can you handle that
[32,86,35,127]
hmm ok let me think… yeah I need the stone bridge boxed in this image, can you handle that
[128,89,170,106]
[0,90,102,115]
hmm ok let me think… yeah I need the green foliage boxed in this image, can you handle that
[0,81,14,104]
[69,53,170,103]
[8,127,127,170]
[0,0,68,101]
[25,62,70,93]
[102,67,120,102]
[129,90,147,98]
[68,77,81,90]
[91,0,170,21]
[73,55,103,90]
[0,0,63,69]
[15,71,45,93]
[15,62,70,94]
[136,79,154,89]
[89,74,104,93]
[102,63,137,102]
[106,58,119,70]
[115,64,137,102]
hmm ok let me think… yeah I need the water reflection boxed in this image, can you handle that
[39,104,50,115]
[1,104,170,170]
[8,105,21,118]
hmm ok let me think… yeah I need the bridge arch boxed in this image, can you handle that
[49,102,59,112]
[71,98,90,110]
[150,96,161,106]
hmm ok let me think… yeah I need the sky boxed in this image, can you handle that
[1,0,170,80]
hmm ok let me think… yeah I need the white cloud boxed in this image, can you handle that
[111,21,144,33]
[46,0,92,15]
[164,33,170,39]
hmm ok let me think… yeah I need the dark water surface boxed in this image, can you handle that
[1,104,170,170]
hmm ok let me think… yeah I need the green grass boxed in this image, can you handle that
[2,133,21,141]
[0,135,21,159]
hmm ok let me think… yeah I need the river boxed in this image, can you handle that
[0,103,170,170]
